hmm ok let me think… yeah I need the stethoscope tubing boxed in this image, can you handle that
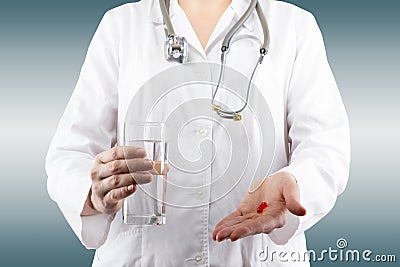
[160,0,270,120]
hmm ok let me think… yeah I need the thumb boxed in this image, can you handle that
[282,179,306,216]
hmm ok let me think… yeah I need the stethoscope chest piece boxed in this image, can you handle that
[164,35,188,63]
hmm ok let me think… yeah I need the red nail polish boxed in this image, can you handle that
[257,201,268,213]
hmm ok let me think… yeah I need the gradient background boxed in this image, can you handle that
[0,0,399,266]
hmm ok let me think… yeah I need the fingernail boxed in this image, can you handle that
[145,159,154,167]
[137,148,146,156]
[128,185,134,191]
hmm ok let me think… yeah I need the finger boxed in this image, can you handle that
[212,214,248,241]
[99,158,154,178]
[97,172,152,196]
[282,180,307,216]
[213,216,248,234]
[228,213,282,242]
[214,216,262,242]
[95,146,146,164]
[229,217,270,241]
[215,202,289,241]
[149,162,170,175]
[215,226,236,242]
[104,184,136,205]
[214,209,242,229]
[212,210,242,240]
[132,172,153,184]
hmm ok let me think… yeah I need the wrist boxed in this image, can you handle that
[81,188,101,216]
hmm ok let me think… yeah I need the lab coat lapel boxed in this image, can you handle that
[204,6,237,52]
[231,1,265,51]
[149,0,206,59]
[204,0,266,56]
[169,0,206,58]
[149,0,264,59]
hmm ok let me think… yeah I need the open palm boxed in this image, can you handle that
[212,172,307,242]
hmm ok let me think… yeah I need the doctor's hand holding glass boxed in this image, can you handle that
[46,0,350,266]
[82,146,154,216]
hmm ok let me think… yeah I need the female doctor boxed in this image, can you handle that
[46,0,350,266]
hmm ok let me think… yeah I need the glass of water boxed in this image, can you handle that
[122,122,168,225]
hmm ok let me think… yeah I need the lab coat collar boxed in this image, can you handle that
[230,0,256,32]
[149,0,264,56]
[149,0,178,24]
[229,0,266,51]
[150,0,258,33]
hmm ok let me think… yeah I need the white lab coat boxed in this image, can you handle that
[46,0,350,266]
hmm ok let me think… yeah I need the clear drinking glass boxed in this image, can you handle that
[122,122,168,225]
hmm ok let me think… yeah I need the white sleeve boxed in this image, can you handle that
[45,11,119,249]
[269,11,351,245]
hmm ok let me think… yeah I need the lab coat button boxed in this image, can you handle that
[198,128,208,137]
[194,255,203,262]
[196,190,204,199]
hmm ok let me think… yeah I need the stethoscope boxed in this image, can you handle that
[160,0,270,121]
